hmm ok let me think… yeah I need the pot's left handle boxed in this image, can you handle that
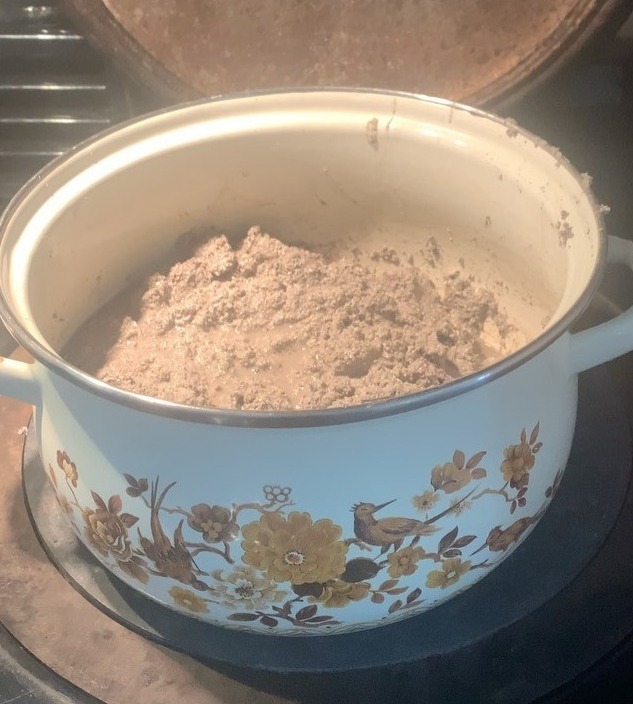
[570,235,633,373]
[0,356,40,405]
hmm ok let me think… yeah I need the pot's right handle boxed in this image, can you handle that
[0,356,39,405]
[570,235,633,373]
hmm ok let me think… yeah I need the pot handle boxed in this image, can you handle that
[570,235,633,373]
[0,356,39,405]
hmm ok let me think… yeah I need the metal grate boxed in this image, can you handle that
[0,0,132,213]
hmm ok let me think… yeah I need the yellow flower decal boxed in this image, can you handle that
[169,586,209,613]
[241,511,347,585]
[430,450,487,494]
[426,558,471,589]
[56,450,78,487]
[82,506,134,560]
[411,490,439,513]
[501,423,541,490]
[501,443,535,485]
[311,580,371,608]
[187,504,239,543]
[387,546,425,578]
[210,566,286,610]
[82,491,149,584]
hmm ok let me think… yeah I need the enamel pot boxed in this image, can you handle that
[0,90,631,635]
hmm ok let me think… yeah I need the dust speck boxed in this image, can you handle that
[557,220,574,246]
[504,118,519,138]
[366,117,379,150]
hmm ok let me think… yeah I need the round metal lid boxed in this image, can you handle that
[61,0,632,109]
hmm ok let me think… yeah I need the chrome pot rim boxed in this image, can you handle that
[0,87,607,428]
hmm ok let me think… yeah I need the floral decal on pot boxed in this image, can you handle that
[83,490,149,583]
[47,422,559,632]
[241,512,347,585]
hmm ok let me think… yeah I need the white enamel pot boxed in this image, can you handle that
[0,90,631,636]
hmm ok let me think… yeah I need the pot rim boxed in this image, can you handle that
[0,87,607,428]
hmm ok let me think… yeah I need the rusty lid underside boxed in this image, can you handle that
[62,0,631,108]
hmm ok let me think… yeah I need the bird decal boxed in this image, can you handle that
[137,478,208,590]
[471,504,547,555]
[351,491,474,554]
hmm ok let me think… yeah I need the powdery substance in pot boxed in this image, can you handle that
[64,227,522,411]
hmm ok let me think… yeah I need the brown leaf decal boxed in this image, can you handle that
[406,587,422,604]
[371,592,385,604]
[296,605,318,621]
[292,582,326,598]
[260,615,278,628]
[386,587,408,595]
[123,473,138,488]
[453,450,465,469]
[388,599,403,614]
[452,535,476,549]
[341,558,381,583]
[444,548,462,558]
[125,476,149,496]
[438,526,459,555]
[378,579,399,591]
[119,513,139,529]
[466,451,486,470]
[91,491,107,512]
[108,495,122,514]
[228,613,259,622]
[529,422,540,445]
[520,428,527,444]
[470,468,487,480]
